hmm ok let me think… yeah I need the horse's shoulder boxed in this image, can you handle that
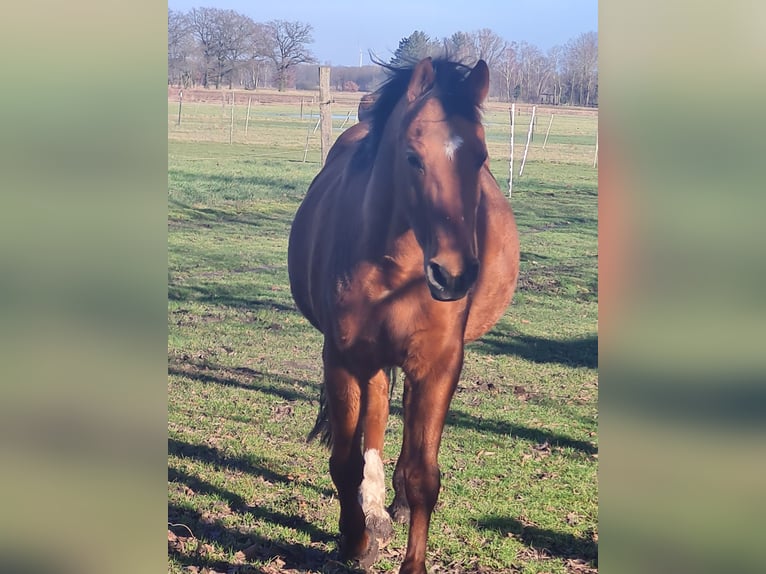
[325,122,370,164]
[478,166,514,223]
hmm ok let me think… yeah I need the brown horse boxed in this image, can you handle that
[288,57,519,573]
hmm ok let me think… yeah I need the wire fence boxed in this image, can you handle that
[167,88,599,172]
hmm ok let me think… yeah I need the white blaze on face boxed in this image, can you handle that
[358,449,388,526]
[444,134,464,161]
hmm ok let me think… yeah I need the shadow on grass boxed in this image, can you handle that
[477,515,597,565]
[518,215,598,235]
[470,333,597,369]
[517,250,598,302]
[168,438,335,498]
[168,200,289,227]
[168,198,276,229]
[168,363,316,403]
[168,170,306,206]
[168,438,330,492]
[168,502,357,573]
[168,436,359,572]
[168,282,297,314]
[168,336,597,457]
[168,465,334,542]
[384,403,596,456]
[169,168,303,190]
[169,360,595,456]
[444,408,597,455]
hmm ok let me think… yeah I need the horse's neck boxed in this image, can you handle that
[362,144,411,259]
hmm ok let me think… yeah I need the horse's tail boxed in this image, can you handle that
[307,367,399,447]
[307,382,333,447]
[387,366,398,401]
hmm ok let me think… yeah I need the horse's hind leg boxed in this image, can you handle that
[360,369,394,545]
[389,378,411,524]
[324,343,378,570]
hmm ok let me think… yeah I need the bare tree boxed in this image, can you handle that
[217,10,258,89]
[463,29,507,99]
[563,32,598,106]
[529,45,551,103]
[168,9,193,87]
[187,8,257,89]
[545,45,565,105]
[169,12,597,103]
[443,31,476,65]
[243,22,271,89]
[497,42,521,102]
[188,7,218,88]
[471,28,507,70]
[517,41,549,103]
[262,20,317,91]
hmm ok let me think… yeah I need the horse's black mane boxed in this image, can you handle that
[354,57,483,164]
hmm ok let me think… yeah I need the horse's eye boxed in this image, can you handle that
[407,153,424,172]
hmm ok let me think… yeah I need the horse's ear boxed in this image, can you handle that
[468,59,490,105]
[358,93,375,121]
[407,57,435,103]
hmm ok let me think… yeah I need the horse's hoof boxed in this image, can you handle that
[340,533,379,572]
[398,558,428,574]
[351,535,379,572]
[388,502,410,525]
[367,513,394,546]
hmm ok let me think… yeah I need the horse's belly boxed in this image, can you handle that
[465,275,517,342]
[464,188,520,342]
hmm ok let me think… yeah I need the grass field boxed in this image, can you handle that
[168,89,598,574]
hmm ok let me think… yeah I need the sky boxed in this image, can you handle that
[168,0,598,67]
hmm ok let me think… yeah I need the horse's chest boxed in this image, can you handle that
[332,280,405,351]
[334,269,428,354]
[331,268,460,366]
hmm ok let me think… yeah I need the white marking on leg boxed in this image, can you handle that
[358,449,389,527]
[444,134,463,161]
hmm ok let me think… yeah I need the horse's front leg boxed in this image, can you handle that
[399,347,463,574]
[360,369,394,546]
[323,343,378,570]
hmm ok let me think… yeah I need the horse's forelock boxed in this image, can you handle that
[354,59,483,164]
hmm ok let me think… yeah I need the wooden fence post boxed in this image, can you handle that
[303,105,313,163]
[245,97,252,136]
[508,103,515,198]
[542,113,554,150]
[339,110,352,130]
[229,100,235,144]
[319,66,332,166]
[593,129,599,168]
[519,106,536,177]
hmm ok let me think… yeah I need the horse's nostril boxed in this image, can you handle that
[426,259,479,299]
[427,262,448,290]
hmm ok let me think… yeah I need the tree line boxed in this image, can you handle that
[168,8,597,106]
[168,8,316,91]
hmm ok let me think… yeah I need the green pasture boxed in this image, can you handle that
[168,94,598,573]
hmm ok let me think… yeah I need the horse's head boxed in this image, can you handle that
[396,58,490,302]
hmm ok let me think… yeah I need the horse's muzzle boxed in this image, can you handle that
[425,259,480,301]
